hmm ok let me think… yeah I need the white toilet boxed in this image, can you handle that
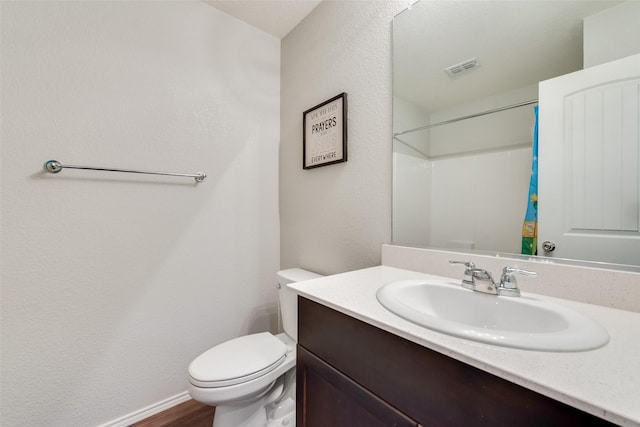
[187,269,322,427]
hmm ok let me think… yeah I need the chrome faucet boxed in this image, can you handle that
[498,266,537,297]
[449,261,536,297]
[448,260,476,290]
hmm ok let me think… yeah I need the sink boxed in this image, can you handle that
[376,279,609,351]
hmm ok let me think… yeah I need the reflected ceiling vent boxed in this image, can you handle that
[444,58,479,77]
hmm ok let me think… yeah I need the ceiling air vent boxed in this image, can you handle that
[444,58,479,77]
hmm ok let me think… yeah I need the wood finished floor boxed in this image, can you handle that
[130,399,215,427]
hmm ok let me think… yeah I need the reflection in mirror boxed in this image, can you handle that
[392,0,640,268]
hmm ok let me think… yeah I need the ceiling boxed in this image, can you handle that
[203,0,323,39]
[393,0,623,112]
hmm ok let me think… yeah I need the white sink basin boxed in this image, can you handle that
[376,279,609,352]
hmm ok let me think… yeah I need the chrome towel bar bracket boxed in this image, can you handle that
[43,160,206,183]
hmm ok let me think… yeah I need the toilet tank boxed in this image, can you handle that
[277,268,323,341]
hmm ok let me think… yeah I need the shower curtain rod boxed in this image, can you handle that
[43,160,207,183]
[393,99,539,137]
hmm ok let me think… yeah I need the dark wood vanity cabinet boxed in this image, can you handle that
[297,347,418,427]
[296,297,614,427]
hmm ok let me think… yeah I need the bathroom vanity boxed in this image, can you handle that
[289,266,640,427]
[297,297,612,426]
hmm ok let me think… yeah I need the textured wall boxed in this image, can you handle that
[280,0,407,275]
[0,2,280,426]
[584,0,640,68]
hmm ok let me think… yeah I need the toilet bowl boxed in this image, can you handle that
[187,269,322,427]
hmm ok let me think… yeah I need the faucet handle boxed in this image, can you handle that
[448,260,475,269]
[498,266,537,297]
[502,266,537,277]
[449,260,476,290]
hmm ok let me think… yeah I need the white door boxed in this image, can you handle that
[538,53,640,266]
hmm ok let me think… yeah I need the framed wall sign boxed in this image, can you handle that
[303,92,347,169]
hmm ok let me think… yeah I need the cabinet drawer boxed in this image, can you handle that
[298,297,613,426]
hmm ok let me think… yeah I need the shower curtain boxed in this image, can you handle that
[522,106,538,255]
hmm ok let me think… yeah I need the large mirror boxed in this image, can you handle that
[392,0,640,269]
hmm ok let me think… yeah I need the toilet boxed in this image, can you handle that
[187,268,322,427]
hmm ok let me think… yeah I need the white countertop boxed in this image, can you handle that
[288,266,640,427]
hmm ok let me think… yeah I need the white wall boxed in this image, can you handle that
[429,147,532,253]
[393,95,431,156]
[392,83,536,251]
[392,144,532,253]
[392,143,430,246]
[584,0,640,68]
[0,2,280,426]
[425,86,536,253]
[428,84,538,157]
[392,96,431,246]
[280,0,407,275]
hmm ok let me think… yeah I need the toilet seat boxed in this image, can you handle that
[189,332,287,388]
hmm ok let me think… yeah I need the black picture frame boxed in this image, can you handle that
[303,93,348,169]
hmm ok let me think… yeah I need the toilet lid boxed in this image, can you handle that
[189,332,287,388]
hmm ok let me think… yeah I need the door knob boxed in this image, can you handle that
[542,241,556,252]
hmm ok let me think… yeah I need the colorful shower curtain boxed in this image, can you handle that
[522,106,538,255]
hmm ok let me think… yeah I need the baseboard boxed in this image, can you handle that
[97,391,192,427]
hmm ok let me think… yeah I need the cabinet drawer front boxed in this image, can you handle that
[298,297,613,426]
[297,346,418,427]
